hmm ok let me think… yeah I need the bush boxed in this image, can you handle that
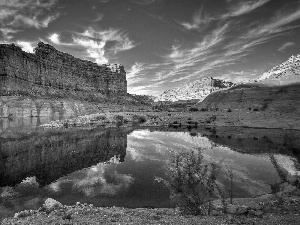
[169,148,221,215]
[133,115,146,123]
[227,108,232,112]
[189,107,198,112]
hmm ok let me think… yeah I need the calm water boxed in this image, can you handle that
[1,118,300,219]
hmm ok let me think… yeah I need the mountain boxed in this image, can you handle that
[155,77,235,102]
[197,53,300,118]
[257,54,300,84]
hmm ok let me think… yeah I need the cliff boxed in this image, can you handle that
[155,77,234,102]
[0,42,127,101]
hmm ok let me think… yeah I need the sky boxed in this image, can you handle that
[0,0,300,96]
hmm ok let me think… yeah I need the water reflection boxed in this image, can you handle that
[0,127,131,187]
[0,127,300,219]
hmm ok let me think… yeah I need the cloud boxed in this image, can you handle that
[130,0,157,5]
[127,62,144,81]
[224,0,270,18]
[47,27,137,65]
[48,33,60,45]
[16,41,35,53]
[179,7,213,30]
[93,13,104,22]
[0,0,60,40]
[73,36,107,64]
[127,4,300,94]
[278,42,295,52]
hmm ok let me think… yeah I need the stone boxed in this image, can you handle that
[43,198,63,211]
[249,209,264,217]
[14,210,31,218]
[226,204,239,214]
[0,42,127,101]
[227,204,249,215]
[247,202,263,210]
[236,205,249,215]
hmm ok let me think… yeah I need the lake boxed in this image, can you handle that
[1,118,300,219]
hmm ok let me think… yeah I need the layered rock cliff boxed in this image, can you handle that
[0,42,127,101]
[155,77,234,102]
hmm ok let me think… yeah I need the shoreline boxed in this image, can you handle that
[2,187,300,225]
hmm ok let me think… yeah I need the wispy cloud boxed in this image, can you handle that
[224,0,270,18]
[127,62,145,84]
[278,42,295,52]
[131,3,300,94]
[130,0,157,5]
[0,0,60,40]
[48,27,137,64]
[179,7,213,30]
[93,13,104,22]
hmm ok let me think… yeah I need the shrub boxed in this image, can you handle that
[133,115,146,123]
[169,148,221,215]
[95,115,107,121]
[189,107,199,112]
[227,108,232,112]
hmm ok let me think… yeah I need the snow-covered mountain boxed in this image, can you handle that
[257,54,300,83]
[155,77,234,102]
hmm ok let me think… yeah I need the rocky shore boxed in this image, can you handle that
[2,186,300,225]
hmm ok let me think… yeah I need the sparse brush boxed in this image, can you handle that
[168,147,221,215]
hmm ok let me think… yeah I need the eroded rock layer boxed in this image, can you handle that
[0,42,127,101]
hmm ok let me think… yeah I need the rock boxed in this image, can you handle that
[236,205,249,215]
[249,209,264,217]
[227,204,239,214]
[247,202,263,210]
[14,210,31,218]
[0,42,127,100]
[227,204,249,215]
[43,198,63,211]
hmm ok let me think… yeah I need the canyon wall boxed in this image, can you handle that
[0,127,132,186]
[0,42,127,101]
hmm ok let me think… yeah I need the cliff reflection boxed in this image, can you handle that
[0,127,132,187]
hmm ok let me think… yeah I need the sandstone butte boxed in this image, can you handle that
[0,42,127,101]
[0,42,133,118]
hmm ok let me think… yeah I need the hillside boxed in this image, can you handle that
[155,77,234,102]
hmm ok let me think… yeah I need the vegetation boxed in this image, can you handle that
[168,148,222,215]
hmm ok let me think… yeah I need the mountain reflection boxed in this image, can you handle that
[0,127,132,187]
[1,126,299,216]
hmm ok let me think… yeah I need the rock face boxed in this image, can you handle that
[0,42,127,101]
[155,77,234,102]
[257,54,300,84]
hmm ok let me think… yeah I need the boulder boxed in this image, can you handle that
[43,198,63,211]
